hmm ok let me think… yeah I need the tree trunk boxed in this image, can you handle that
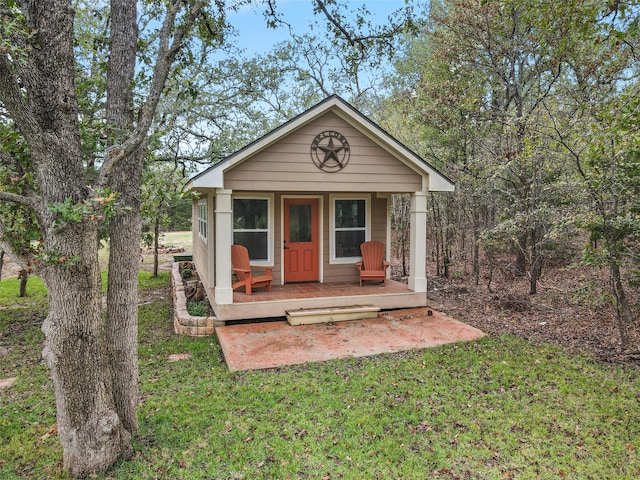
[529,225,544,295]
[610,255,631,348]
[153,214,160,277]
[472,233,480,287]
[104,0,140,436]
[514,231,527,276]
[0,249,4,281]
[41,227,132,477]
[105,176,142,435]
[0,2,137,474]
[19,269,28,297]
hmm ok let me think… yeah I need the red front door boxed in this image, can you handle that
[283,198,319,283]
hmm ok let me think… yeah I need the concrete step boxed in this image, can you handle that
[286,305,380,326]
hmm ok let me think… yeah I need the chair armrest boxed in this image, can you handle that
[264,268,273,275]
[355,261,363,272]
[232,267,251,274]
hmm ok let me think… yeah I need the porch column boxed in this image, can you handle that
[409,191,428,293]
[214,188,234,304]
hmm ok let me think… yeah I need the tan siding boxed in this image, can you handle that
[225,112,423,192]
[371,196,387,244]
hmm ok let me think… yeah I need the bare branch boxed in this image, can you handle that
[0,190,38,210]
[97,1,206,188]
[313,0,411,49]
[313,0,363,49]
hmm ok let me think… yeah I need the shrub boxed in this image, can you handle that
[187,300,210,317]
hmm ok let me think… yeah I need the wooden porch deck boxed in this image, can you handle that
[232,279,411,303]
[212,279,426,323]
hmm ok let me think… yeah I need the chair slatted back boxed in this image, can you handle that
[360,241,385,271]
[231,245,251,281]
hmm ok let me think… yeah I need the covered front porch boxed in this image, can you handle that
[212,279,426,323]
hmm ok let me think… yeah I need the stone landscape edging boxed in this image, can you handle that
[171,262,217,336]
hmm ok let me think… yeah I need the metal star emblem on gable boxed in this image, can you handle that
[310,131,350,172]
[318,137,344,166]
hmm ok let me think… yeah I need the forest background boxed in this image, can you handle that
[0,0,638,477]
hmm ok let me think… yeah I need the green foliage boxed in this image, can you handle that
[0,122,41,261]
[0,3,37,65]
[34,248,81,268]
[186,300,210,317]
[48,188,120,228]
[166,196,192,231]
[140,166,185,236]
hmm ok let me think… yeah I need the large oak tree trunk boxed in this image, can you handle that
[0,2,136,475]
[41,226,131,476]
[104,0,141,436]
[1,0,206,475]
[105,150,143,434]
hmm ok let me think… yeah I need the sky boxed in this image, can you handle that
[226,0,414,56]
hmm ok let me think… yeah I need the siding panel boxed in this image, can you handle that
[225,112,423,192]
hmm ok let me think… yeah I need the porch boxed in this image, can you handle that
[211,279,427,323]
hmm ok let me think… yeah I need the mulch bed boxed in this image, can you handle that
[420,261,640,366]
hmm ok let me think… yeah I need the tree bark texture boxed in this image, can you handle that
[104,0,141,436]
[0,2,134,475]
[41,226,132,476]
[1,0,209,475]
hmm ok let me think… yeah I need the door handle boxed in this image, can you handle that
[283,240,289,250]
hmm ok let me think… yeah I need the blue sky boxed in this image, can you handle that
[227,0,413,56]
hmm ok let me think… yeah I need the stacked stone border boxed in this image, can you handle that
[171,261,218,336]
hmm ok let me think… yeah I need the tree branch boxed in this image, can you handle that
[313,0,411,49]
[97,0,206,188]
[313,0,363,49]
[0,4,42,139]
[0,190,38,210]
[0,149,39,198]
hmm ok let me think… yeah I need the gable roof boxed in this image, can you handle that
[188,95,454,192]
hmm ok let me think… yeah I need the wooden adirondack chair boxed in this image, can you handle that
[231,244,273,295]
[355,241,390,286]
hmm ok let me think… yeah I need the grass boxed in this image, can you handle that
[1,275,640,479]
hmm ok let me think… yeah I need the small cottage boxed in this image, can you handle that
[187,95,454,324]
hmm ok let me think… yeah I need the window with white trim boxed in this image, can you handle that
[197,199,207,242]
[331,196,369,260]
[233,197,270,262]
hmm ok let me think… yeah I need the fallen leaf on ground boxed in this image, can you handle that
[168,353,192,362]
[0,377,17,389]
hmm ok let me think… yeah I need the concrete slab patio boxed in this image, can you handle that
[215,307,485,371]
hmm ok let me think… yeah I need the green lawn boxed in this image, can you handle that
[1,273,639,479]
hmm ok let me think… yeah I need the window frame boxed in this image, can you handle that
[329,194,371,264]
[197,198,208,243]
[232,194,274,266]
